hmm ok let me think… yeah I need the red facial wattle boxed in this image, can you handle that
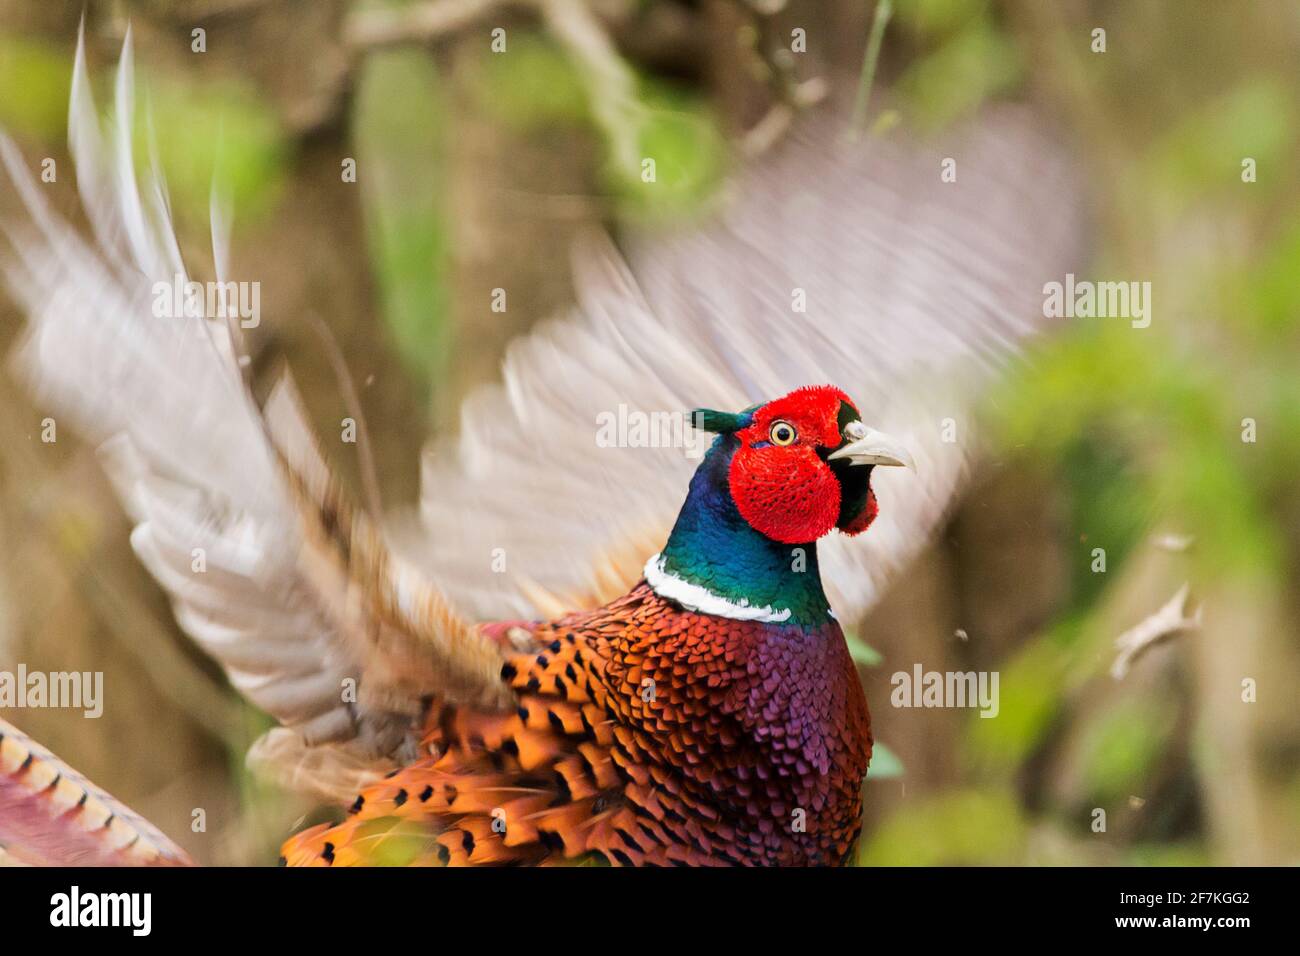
[837,485,878,536]
[726,385,867,545]
[729,442,841,543]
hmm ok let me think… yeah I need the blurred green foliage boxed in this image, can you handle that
[473,32,590,127]
[894,0,989,36]
[0,32,286,226]
[1145,78,1294,210]
[894,0,1022,129]
[615,80,727,221]
[1079,696,1177,806]
[0,34,71,140]
[997,320,1285,579]
[966,630,1071,774]
[1060,439,1151,610]
[354,49,451,397]
[472,30,727,221]
[861,788,1027,865]
[133,70,287,225]
[867,0,1300,866]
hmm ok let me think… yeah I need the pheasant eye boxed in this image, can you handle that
[769,421,797,446]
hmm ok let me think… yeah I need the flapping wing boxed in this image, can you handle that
[414,106,1085,624]
[0,29,511,788]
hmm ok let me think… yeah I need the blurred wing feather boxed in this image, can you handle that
[415,107,1085,623]
[0,30,509,779]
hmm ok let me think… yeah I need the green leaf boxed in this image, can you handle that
[354,49,451,392]
[897,16,1023,129]
[846,633,883,667]
[607,80,726,223]
[866,740,905,780]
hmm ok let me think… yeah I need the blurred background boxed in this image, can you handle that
[0,0,1297,866]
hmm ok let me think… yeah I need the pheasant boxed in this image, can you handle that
[0,30,1082,866]
[283,385,907,866]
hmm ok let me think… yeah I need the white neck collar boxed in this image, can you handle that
[643,553,793,623]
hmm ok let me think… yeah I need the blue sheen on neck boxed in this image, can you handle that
[658,434,832,625]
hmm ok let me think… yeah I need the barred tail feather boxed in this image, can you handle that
[0,717,191,867]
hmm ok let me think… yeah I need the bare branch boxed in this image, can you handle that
[345,0,507,51]
[534,0,643,176]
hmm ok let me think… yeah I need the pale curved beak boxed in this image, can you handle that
[826,426,916,469]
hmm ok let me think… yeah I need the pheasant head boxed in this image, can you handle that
[649,385,914,626]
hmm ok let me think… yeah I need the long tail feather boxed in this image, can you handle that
[0,718,191,867]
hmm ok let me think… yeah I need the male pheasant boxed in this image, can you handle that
[0,30,1082,866]
[283,386,907,866]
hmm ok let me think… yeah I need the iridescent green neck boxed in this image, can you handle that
[656,435,833,626]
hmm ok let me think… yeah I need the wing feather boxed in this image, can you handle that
[0,28,1083,819]
[412,107,1085,623]
[0,29,509,780]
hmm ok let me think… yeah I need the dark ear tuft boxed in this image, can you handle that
[689,408,744,434]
